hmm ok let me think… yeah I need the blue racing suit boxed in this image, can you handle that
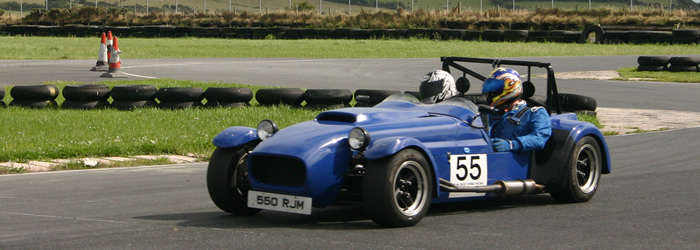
[489,101,552,152]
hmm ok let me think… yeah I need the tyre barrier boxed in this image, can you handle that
[0,85,600,112]
[2,24,697,44]
[9,85,60,109]
[302,89,353,108]
[155,87,205,109]
[637,56,700,72]
[354,89,402,107]
[62,84,112,109]
[669,56,700,72]
[255,88,305,107]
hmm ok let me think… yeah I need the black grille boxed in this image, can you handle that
[249,155,306,187]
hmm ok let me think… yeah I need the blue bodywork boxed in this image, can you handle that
[212,97,612,208]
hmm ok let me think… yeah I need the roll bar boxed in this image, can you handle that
[440,57,563,114]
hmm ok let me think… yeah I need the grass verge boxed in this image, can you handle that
[0,79,319,163]
[617,67,700,83]
[1,36,698,60]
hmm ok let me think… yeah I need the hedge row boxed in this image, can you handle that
[2,24,699,44]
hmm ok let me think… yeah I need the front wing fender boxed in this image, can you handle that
[212,126,258,149]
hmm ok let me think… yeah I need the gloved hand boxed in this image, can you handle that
[491,138,512,152]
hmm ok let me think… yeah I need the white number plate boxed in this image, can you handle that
[247,191,312,215]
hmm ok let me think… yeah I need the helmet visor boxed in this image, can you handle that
[419,79,446,104]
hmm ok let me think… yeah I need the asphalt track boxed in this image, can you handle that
[0,56,698,248]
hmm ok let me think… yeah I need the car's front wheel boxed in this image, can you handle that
[363,149,433,227]
[207,142,261,215]
[550,136,602,203]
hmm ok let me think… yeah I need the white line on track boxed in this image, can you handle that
[122,72,158,79]
[0,211,131,224]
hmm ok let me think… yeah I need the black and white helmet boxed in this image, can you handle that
[419,70,457,104]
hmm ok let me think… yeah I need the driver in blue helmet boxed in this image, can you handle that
[482,68,551,152]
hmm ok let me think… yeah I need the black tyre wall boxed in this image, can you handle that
[255,88,305,106]
[10,85,60,100]
[10,99,58,108]
[62,85,111,101]
[111,85,158,101]
[111,100,158,110]
[559,93,597,112]
[62,100,111,109]
[156,87,205,102]
[669,57,700,66]
[637,56,669,66]
[302,89,353,105]
[204,87,253,103]
[354,89,401,105]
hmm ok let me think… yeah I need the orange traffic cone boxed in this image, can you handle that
[90,32,108,71]
[106,31,113,63]
[100,36,127,78]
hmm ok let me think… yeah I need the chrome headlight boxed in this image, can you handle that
[348,127,370,151]
[256,119,279,140]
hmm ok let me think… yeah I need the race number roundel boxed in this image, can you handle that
[449,154,488,198]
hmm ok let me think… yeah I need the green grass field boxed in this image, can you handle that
[0,37,696,169]
[0,36,696,60]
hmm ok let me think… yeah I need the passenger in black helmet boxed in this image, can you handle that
[419,70,457,104]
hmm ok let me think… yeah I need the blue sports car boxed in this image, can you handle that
[207,57,611,227]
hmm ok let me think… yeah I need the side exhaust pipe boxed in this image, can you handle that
[439,179,546,195]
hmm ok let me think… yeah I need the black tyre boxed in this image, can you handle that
[668,65,699,72]
[481,29,504,42]
[204,101,248,108]
[156,87,205,102]
[669,57,700,66]
[672,29,700,38]
[559,93,597,112]
[363,149,433,227]
[204,87,253,103]
[0,101,5,108]
[637,65,667,72]
[602,31,628,44]
[637,56,669,66]
[581,25,604,44]
[503,29,528,42]
[550,136,602,203]
[10,99,58,108]
[255,88,305,106]
[158,101,202,109]
[10,85,60,100]
[354,89,401,105]
[62,84,111,101]
[111,100,158,110]
[0,87,5,100]
[302,89,353,105]
[61,100,110,109]
[111,85,158,101]
[207,144,262,215]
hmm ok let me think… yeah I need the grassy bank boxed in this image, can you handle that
[0,79,319,162]
[1,36,697,60]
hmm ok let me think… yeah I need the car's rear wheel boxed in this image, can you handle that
[207,142,261,215]
[363,149,432,227]
[550,136,602,203]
